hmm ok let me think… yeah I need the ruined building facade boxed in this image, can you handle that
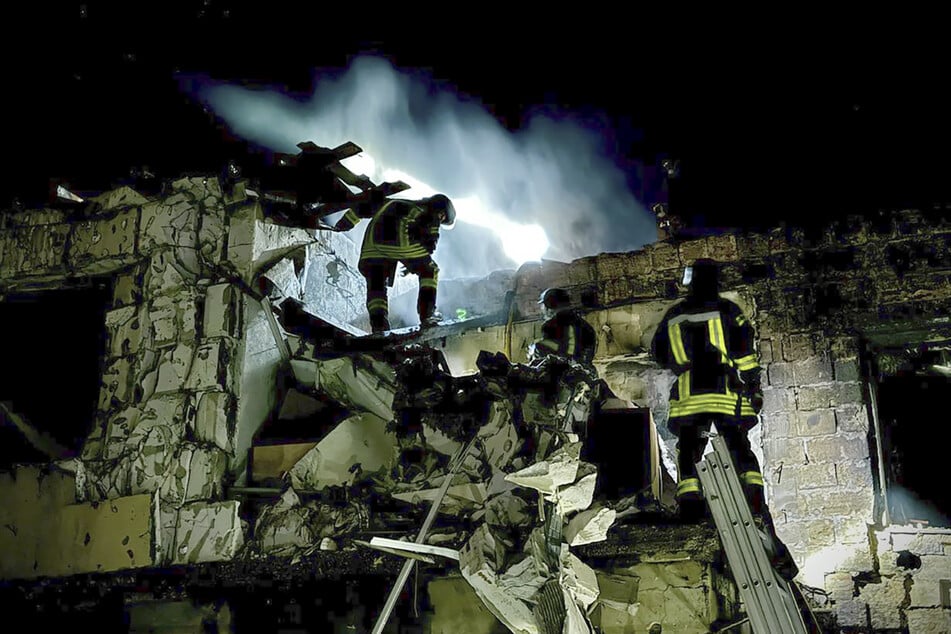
[1,175,950,633]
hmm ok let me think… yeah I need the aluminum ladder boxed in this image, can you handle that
[697,435,809,634]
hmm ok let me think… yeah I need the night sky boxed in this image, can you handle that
[5,5,950,238]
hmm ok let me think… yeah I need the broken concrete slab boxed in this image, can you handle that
[142,249,192,296]
[565,507,618,547]
[126,417,187,496]
[104,303,148,359]
[185,338,236,393]
[253,221,316,274]
[252,442,318,484]
[90,185,151,211]
[484,491,532,530]
[171,500,243,565]
[98,355,135,412]
[160,443,227,506]
[288,412,397,491]
[203,282,240,338]
[139,194,199,252]
[148,292,198,347]
[154,343,195,395]
[68,207,139,273]
[0,466,158,580]
[250,489,370,558]
[260,256,304,302]
[313,355,398,422]
[505,442,582,495]
[460,525,540,634]
[391,482,488,515]
[191,390,235,454]
[278,387,324,421]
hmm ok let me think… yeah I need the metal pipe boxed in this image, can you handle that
[371,439,474,634]
[865,359,890,526]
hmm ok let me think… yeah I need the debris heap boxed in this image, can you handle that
[243,322,622,631]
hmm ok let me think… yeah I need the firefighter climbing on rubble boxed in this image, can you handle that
[333,193,456,334]
[651,258,798,578]
[528,288,598,366]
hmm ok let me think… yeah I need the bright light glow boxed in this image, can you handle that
[799,543,862,588]
[339,153,377,178]
[380,169,550,265]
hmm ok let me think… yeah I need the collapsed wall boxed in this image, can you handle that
[435,209,949,632]
[0,178,376,576]
[2,171,950,632]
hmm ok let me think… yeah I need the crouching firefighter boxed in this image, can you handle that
[334,194,456,333]
[529,288,598,366]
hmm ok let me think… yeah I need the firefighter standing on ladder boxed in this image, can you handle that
[334,194,456,333]
[651,258,766,520]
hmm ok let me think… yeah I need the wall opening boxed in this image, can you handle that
[872,341,951,527]
[0,280,113,467]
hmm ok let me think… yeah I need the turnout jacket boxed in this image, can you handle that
[335,199,442,262]
[651,296,762,422]
[534,309,598,365]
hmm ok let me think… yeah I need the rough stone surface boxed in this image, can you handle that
[860,573,909,630]
[906,607,951,633]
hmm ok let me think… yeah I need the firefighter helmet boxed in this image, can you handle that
[538,288,571,310]
[684,258,720,300]
[427,194,456,230]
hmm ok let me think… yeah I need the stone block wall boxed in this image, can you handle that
[499,209,951,629]
[0,177,374,574]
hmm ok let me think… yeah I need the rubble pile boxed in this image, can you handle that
[240,327,626,630]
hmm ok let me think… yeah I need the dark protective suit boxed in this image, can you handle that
[335,199,442,333]
[650,264,765,509]
[533,308,598,366]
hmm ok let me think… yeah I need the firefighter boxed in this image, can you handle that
[529,288,598,365]
[650,258,766,520]
[334,194,456,333]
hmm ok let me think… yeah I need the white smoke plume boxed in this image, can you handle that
[180,55,656,280]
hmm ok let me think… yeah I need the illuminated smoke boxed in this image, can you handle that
[179,55,656,280]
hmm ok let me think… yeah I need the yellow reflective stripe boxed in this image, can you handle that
[707,317,729,366]
[567,325,577,356]
[367,298,388,311]
[419,278,438,290]
[536,339,559,355]
[669,393,757,418]
[736,314,747,325]
[735,354,759,371]
[677,477,701,496]
[669,321,688,365]
[679,369,690,401]
[740,471,764,487]
[344,209,360,224]
[361,244,431,260]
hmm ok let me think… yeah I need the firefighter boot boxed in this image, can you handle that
[676,476,707,522]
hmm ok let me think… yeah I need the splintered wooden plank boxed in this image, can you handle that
[251,442,318,482]
[329,163,375,188]
[314,181,412,217]
[330,141,362,159]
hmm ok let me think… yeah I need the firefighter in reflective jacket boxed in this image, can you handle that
[651,258,766,520]
[334,194,456,333]
[529,288,597,365]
